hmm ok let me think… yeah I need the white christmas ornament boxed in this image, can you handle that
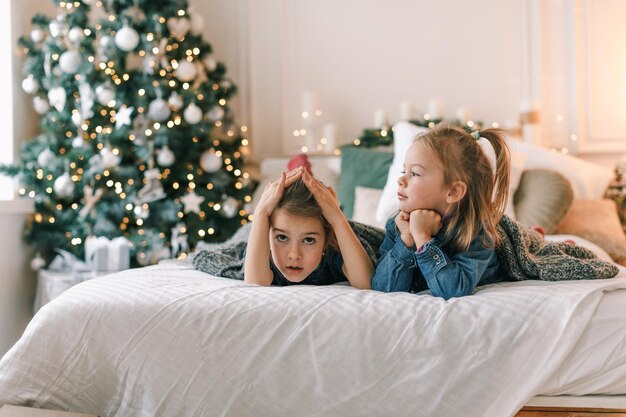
[68,27,84,44]
[134,204,150,219]
[168,92,183,110]
[48,87,67,112]
[167,17,191,40]
[175,60,197,82]
[115,25,140,52]
[95,84,115,105]
[37,148,55,167]
[33,96,50,114]
[181,190,205,214]
[59,50,82,74]
[221,196,239,218]
[199,150,222,173]
[115,105,134,128]
[157,145,175,167]
[204,56,217,72]
[54,173,75,198]
[148,98,171,121]
[71,111,83,127]
[72,136,85,148]
[30,29,45,43]
[22,76,39,94]
[78,82,95,119]
[31,253,46,271]
[183,103,203,124]
[49,17,68,38]
[100,147,121,168]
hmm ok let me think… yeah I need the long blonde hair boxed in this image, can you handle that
[416,124,510,251]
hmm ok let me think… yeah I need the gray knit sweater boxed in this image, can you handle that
[496,215,619,281]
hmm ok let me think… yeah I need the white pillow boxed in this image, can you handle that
[375,122,428,223]
[505,149,527,220]
[505,138,613,199]
[352,186,385,228]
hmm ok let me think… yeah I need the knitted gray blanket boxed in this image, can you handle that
[496,215,619,281]
[191,221,386,280]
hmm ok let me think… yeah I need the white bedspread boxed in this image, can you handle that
[1,262,626,417]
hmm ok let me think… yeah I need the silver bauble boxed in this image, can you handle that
[100,147,121,168]
[72,136,85,148]
[115,25,140,52]
[54,173,75,198]
[183,103,203,124]
[33,96,50,114]
[71,111,83,126]
[148,98,171,121]
[59,50,82,74]
[30,253,46,271]
[156,145,175,167]
[175,60,197,82]
[22,76,39,94]
[68,27,84,44]
[30,28,45,43]
[199,150,222,173]
[37,148,55,167]
[208,106,225,122]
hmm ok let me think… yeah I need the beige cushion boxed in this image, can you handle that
[552,199,626,266]
[513,169,574,233]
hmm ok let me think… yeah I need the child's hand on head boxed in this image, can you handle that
[255,167,303,217]
[409,209,442,248]
[302,170,343,226]
[395,211,415,248]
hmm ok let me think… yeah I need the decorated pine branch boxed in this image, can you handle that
[3,0,256,268]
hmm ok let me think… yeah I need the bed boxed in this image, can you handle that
[1,259,626,417]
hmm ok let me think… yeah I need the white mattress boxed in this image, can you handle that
[0,262,625,417]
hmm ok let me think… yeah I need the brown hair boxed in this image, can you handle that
[416,124,510,251]
[271,178,337,249]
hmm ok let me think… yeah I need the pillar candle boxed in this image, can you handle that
[456,106,472,124]
[301,90,319,115]
[399,100,414,120]
[322,123,337,153]
[428,99,444,119]
[374,109,388,128]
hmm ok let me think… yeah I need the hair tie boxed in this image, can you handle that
[471,131,481,140]
[475,137,497,177]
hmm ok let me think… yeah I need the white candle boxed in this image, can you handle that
[519,100,542,145]
[301,90,319,115]
[456,106,472,124]
[374,109,388,128]
[322,123,337,153]
[399,100,414,120]
[428,99,444,119]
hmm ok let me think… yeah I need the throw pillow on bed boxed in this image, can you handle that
[552,199,626,266]
[514,169,574,233]
[337,145,393,218]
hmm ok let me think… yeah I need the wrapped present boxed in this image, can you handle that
[85,236,109,272]
[85,235,131,272]
[107,237,130,271]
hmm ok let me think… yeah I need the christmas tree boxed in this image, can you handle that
[1,0,255,267]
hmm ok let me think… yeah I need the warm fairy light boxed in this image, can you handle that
[556,114,564,122]
[234,169,241,176]
[178,9,185,16]
[207,183,214,190]
[167,121,174,128]
[301,111,309,119]
[244,196,252,203]
[492,122,500,128]
[198,230,206,237]
[571,134,578,142]
[178,212,184,218]
[219,99,226,106]
[71,203,78,209]
[147,33,154,41]
[208,228,215,235]
[137,219,144,225]
[467,121,475,128]
[49,217,55,224]
[173,182,180,190]
[380,130,388,137]
[46,187,52,194]
[353,139,361,146]
[241,139,249,146]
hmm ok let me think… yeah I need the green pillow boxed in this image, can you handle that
[338,145,393,218]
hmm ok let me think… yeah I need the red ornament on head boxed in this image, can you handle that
[287,153,313,175]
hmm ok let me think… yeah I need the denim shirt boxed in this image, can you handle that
[371,214,505,300]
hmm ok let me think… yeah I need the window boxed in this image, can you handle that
[0,1,13,200]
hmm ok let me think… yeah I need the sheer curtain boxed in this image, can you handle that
[0,1,13,200]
